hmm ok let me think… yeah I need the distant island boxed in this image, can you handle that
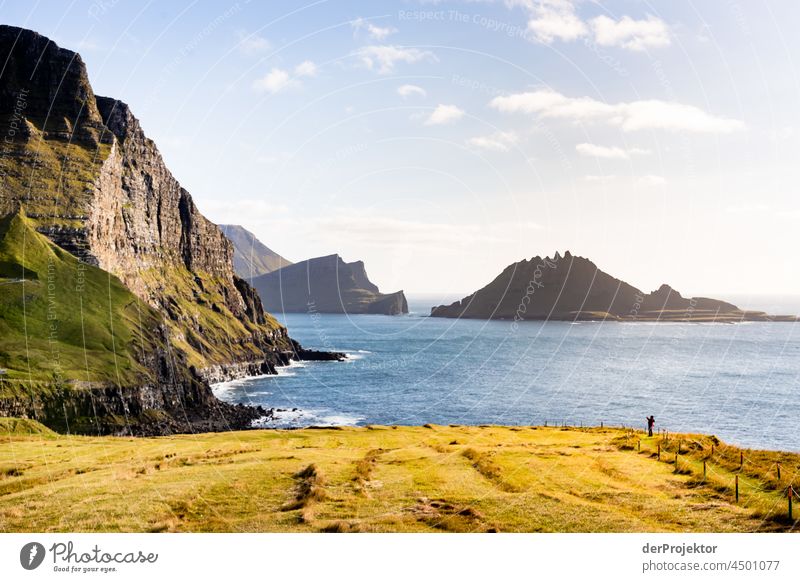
[431,251,797,322]
[251,254,408,315]
[220,224,292,280]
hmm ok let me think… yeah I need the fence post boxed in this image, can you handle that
[601,421,603,429]
[740,451,744,470]
[711,444,714,456]
[735,475,739,503]
[637,440,641,452]
[777,463,781,481]
[545,420,547,427]
[703,460,707,480]
[675,451,678,466]
[790,487,794,521]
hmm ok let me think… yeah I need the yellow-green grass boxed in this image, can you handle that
[0,119,112,229]
[1,420,797,533]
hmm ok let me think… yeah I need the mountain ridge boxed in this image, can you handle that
[220,224,293,279]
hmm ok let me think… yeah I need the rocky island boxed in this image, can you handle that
[0,26,342,435]
[251,254,408,315]
[431,251,796,322]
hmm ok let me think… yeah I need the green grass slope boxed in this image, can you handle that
[0,212,163,389]
[0,424,795,533]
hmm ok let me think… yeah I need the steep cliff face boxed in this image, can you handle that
[430,251,779,322]
[0,25,292,371]
[0,212,268,435]
[220,224,293,279]
[0,25,319,433]
[252,254,409,315]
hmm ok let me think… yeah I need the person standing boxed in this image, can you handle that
[647,415,655,437]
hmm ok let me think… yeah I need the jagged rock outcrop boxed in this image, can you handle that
[0,26,341,434]
[220,224,293,279]
[430,251,791,322]
[252,254,408,315]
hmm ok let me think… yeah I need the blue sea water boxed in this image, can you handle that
[214,297,800,451]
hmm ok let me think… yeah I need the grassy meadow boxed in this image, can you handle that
[0,419,797,533]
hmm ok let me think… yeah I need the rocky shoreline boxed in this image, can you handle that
[0,347,346,436]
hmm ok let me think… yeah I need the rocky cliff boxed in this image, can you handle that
[252,254,408,315]
[430,251,791,322]
[220,224,293,280]
[0,26,337,434]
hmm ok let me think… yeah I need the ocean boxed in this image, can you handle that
[213,296,800,451]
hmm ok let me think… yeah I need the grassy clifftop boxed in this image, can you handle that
[0,423,796,533]
[0,212,163,388]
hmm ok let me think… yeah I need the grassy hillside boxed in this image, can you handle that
[0,119,112,231]
[0,423,796,532]
[0,212,163,388]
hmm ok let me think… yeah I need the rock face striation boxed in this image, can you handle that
[252,254,408,315]
[220,224,293,280]
[0,26,341,434]
[430,251,793,322]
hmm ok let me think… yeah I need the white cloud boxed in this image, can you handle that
[351,17,397,40]
[576,143,652,159]
[527,0,588,43]
[490,89,746,133]
[253,62,317,93]
[725,203,770,215]
[590,15,670,51]
[514,2,671,51]
[203,198,291,224]
[576,143,628,159]
[584,174,617,183]
[236,31,270,55]
[424,104,465,126]
[398,84,427,99]
[354,45,435,74]
[637,174,667,186]
[622,100,745,133]
[294,60,318,77]
[253,68,292,94]
[312,213,540,248]
[468,131,519,151]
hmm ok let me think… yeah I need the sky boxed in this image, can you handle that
[3,0,800,299]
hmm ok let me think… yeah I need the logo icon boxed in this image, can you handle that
[20,542,46,570]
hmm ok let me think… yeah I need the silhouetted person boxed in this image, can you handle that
[647,415,655,437]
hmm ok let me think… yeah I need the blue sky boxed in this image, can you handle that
[4,0,800,298]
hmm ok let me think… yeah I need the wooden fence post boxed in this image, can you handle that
[777,463,781,480]
[740,451,744,470]
[703,460,707,480]
[637,440,641,452]
[735,475,739,503]
[790,487,794,521]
